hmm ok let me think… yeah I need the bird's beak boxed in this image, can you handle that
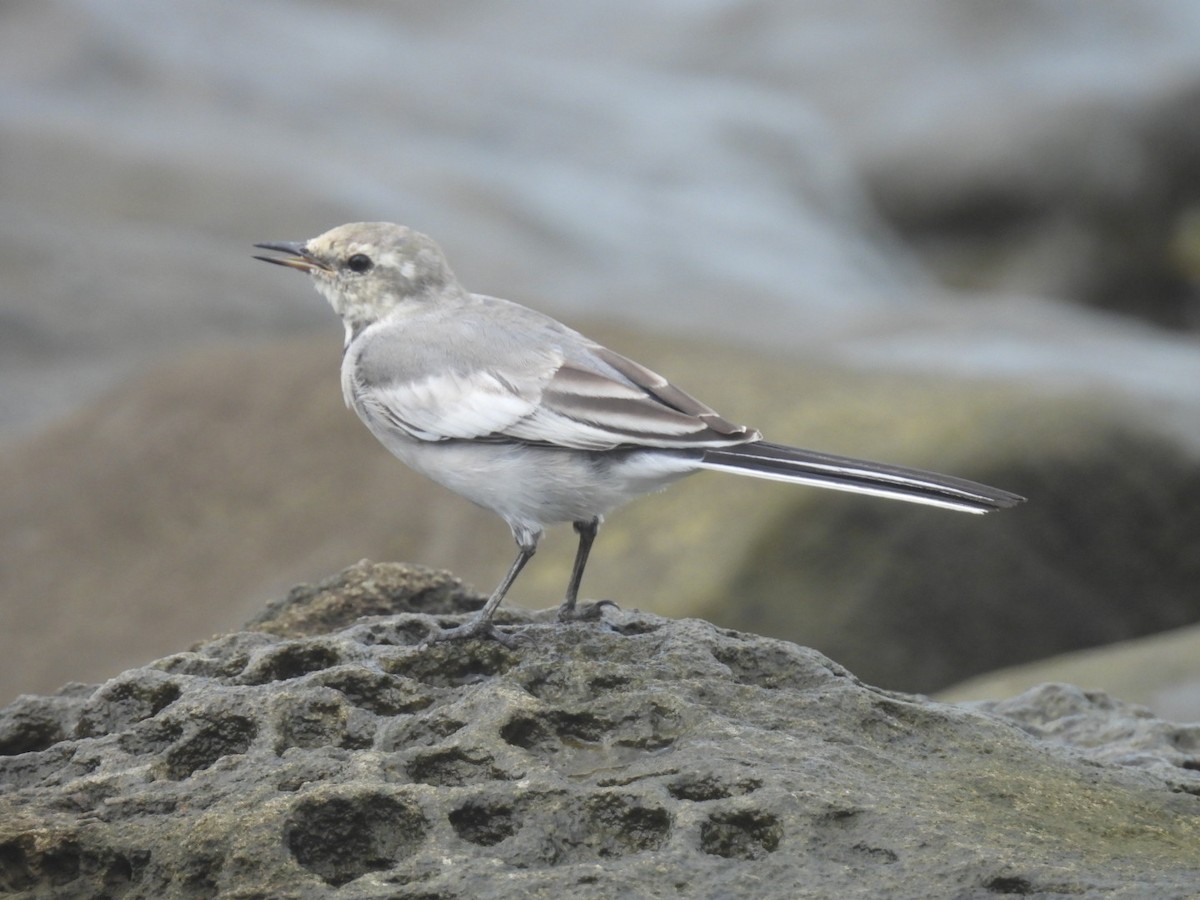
[252,241,331,273]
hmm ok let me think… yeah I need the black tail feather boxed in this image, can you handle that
[699,441,1023,514]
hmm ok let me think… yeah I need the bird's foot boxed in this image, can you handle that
[556,599,619,624]
[422,616,523,649]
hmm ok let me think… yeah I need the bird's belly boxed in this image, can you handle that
[372,431,697,530]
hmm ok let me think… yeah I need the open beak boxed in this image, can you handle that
[253,241,330,273]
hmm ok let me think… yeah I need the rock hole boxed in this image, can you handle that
[407,747,512,786]
[244,641,343,684]
[39,842,81,885]
[163,714,257,780]
[0,839,35,893]
[119,719,184,757]
[610,619,663,636]
[588,673,631,692]
[386,643,515,688]
[853,842,898,863]
[378,714,467,752]
[0,838,145,894]
[274,692,373,752]
[314,667,433,715]
[75,675,182,738]
[0,713,68,756]
[500,711,608,753]
[583,794,671,857]
[668,774,761,802]
[711,643,827,691]
[448,800,518,846]
[499,792,670,866]
[985,875,1036,895]
[286,793,427,887]
[814,806,862,828]
[699,810,781,860]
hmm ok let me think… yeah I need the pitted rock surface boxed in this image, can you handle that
[1,562,1198,898]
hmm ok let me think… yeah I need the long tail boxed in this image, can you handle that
[699,441,1024,514]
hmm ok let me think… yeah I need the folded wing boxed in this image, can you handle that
[349,330,756,450]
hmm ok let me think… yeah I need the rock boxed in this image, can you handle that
[968,683,1200,779]
[1,563,1197,897]
[674,1,1200,326]
[245,560,484,640]
[939,621,1200,723]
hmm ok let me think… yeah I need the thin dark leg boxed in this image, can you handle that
[428,532,538,645]
[561,518,598,615]
[557,518,615,622]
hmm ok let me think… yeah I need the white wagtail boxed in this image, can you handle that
[255,223,1023,644]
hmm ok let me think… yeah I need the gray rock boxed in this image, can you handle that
[939,621,1200,723]
[1,562,1197,898]
[970,683,1200,781]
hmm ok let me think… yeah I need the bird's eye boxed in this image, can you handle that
[346,253,373,273]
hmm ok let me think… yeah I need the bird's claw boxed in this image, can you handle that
[422,617,523,649]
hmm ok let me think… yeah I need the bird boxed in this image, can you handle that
[255,222,1024,644]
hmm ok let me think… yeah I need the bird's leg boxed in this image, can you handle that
[557,517,616,622]
[427,530,539,646]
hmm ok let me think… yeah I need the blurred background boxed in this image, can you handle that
[4,0,1200,716]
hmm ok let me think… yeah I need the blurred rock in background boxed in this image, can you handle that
[3,0,1200,708]
[940,621,1200,722]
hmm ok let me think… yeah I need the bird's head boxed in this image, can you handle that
[255,222,460,334]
